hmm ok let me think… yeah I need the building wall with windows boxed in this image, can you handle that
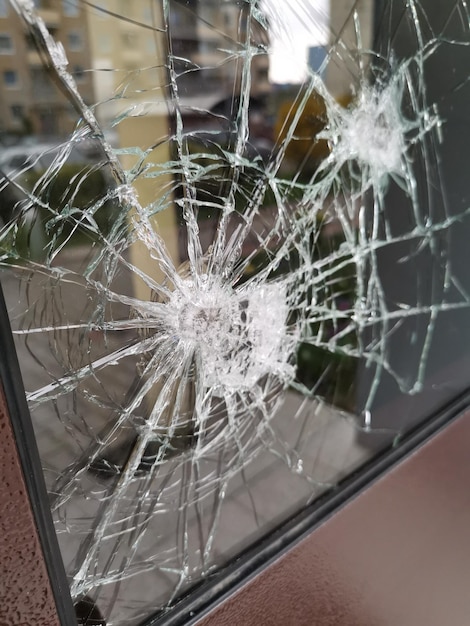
[0,0,270,140]
[326,0,374,97]
[84,0,168,130]
[85,0,271,130]
[0,0,95,139]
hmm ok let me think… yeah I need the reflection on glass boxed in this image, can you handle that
[1,0,470,624]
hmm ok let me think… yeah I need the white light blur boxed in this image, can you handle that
[262,0,330,84]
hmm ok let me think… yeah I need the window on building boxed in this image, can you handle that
[169,9,181,28]
[11,104,24,119]
[3,70,18,88]
[30,68,53,95]
[121,32,137,47]
[0,0,7,18]
[67,31,82,51]
[73,65,85,82]
[38,109,57,135]
[62,0,79,17]
[0,34,13,53]
[98,34,111,53]
[95,1,108,20]
[146,36,155,55]
[223,11,232,28]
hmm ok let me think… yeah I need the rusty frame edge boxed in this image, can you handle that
[0,279,78,626]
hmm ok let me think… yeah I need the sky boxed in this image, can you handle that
[262,0,330,84]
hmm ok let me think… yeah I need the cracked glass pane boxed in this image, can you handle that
[1,0,470,623]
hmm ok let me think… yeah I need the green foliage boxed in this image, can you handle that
[274,91,352,179]
[29,164,116,235]
[177,139,275,221]
[296,344,356,411]
[240,225,358,411]
[0,164,121,262]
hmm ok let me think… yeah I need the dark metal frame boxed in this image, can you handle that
[0,282,77,625]
[140,386,470,626]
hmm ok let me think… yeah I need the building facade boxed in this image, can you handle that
[0,0,271,141]
[0,0,95,139]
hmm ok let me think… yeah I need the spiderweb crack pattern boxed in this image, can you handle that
[1,0,470,623]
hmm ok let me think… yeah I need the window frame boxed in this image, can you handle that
[0,33,14,54]
[61,0,79,18]
[3,69,19,89]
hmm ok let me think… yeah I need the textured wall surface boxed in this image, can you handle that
[0,384,60,626]
[198,411,470,626]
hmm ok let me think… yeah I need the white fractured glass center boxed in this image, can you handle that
[166,278,296,391]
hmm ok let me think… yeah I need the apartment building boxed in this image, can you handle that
[169,0,270,102]
[0,0,95,138]
[0,0,270,139]
[326,0,374,97]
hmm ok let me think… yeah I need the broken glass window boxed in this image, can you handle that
[1,0,470,623]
